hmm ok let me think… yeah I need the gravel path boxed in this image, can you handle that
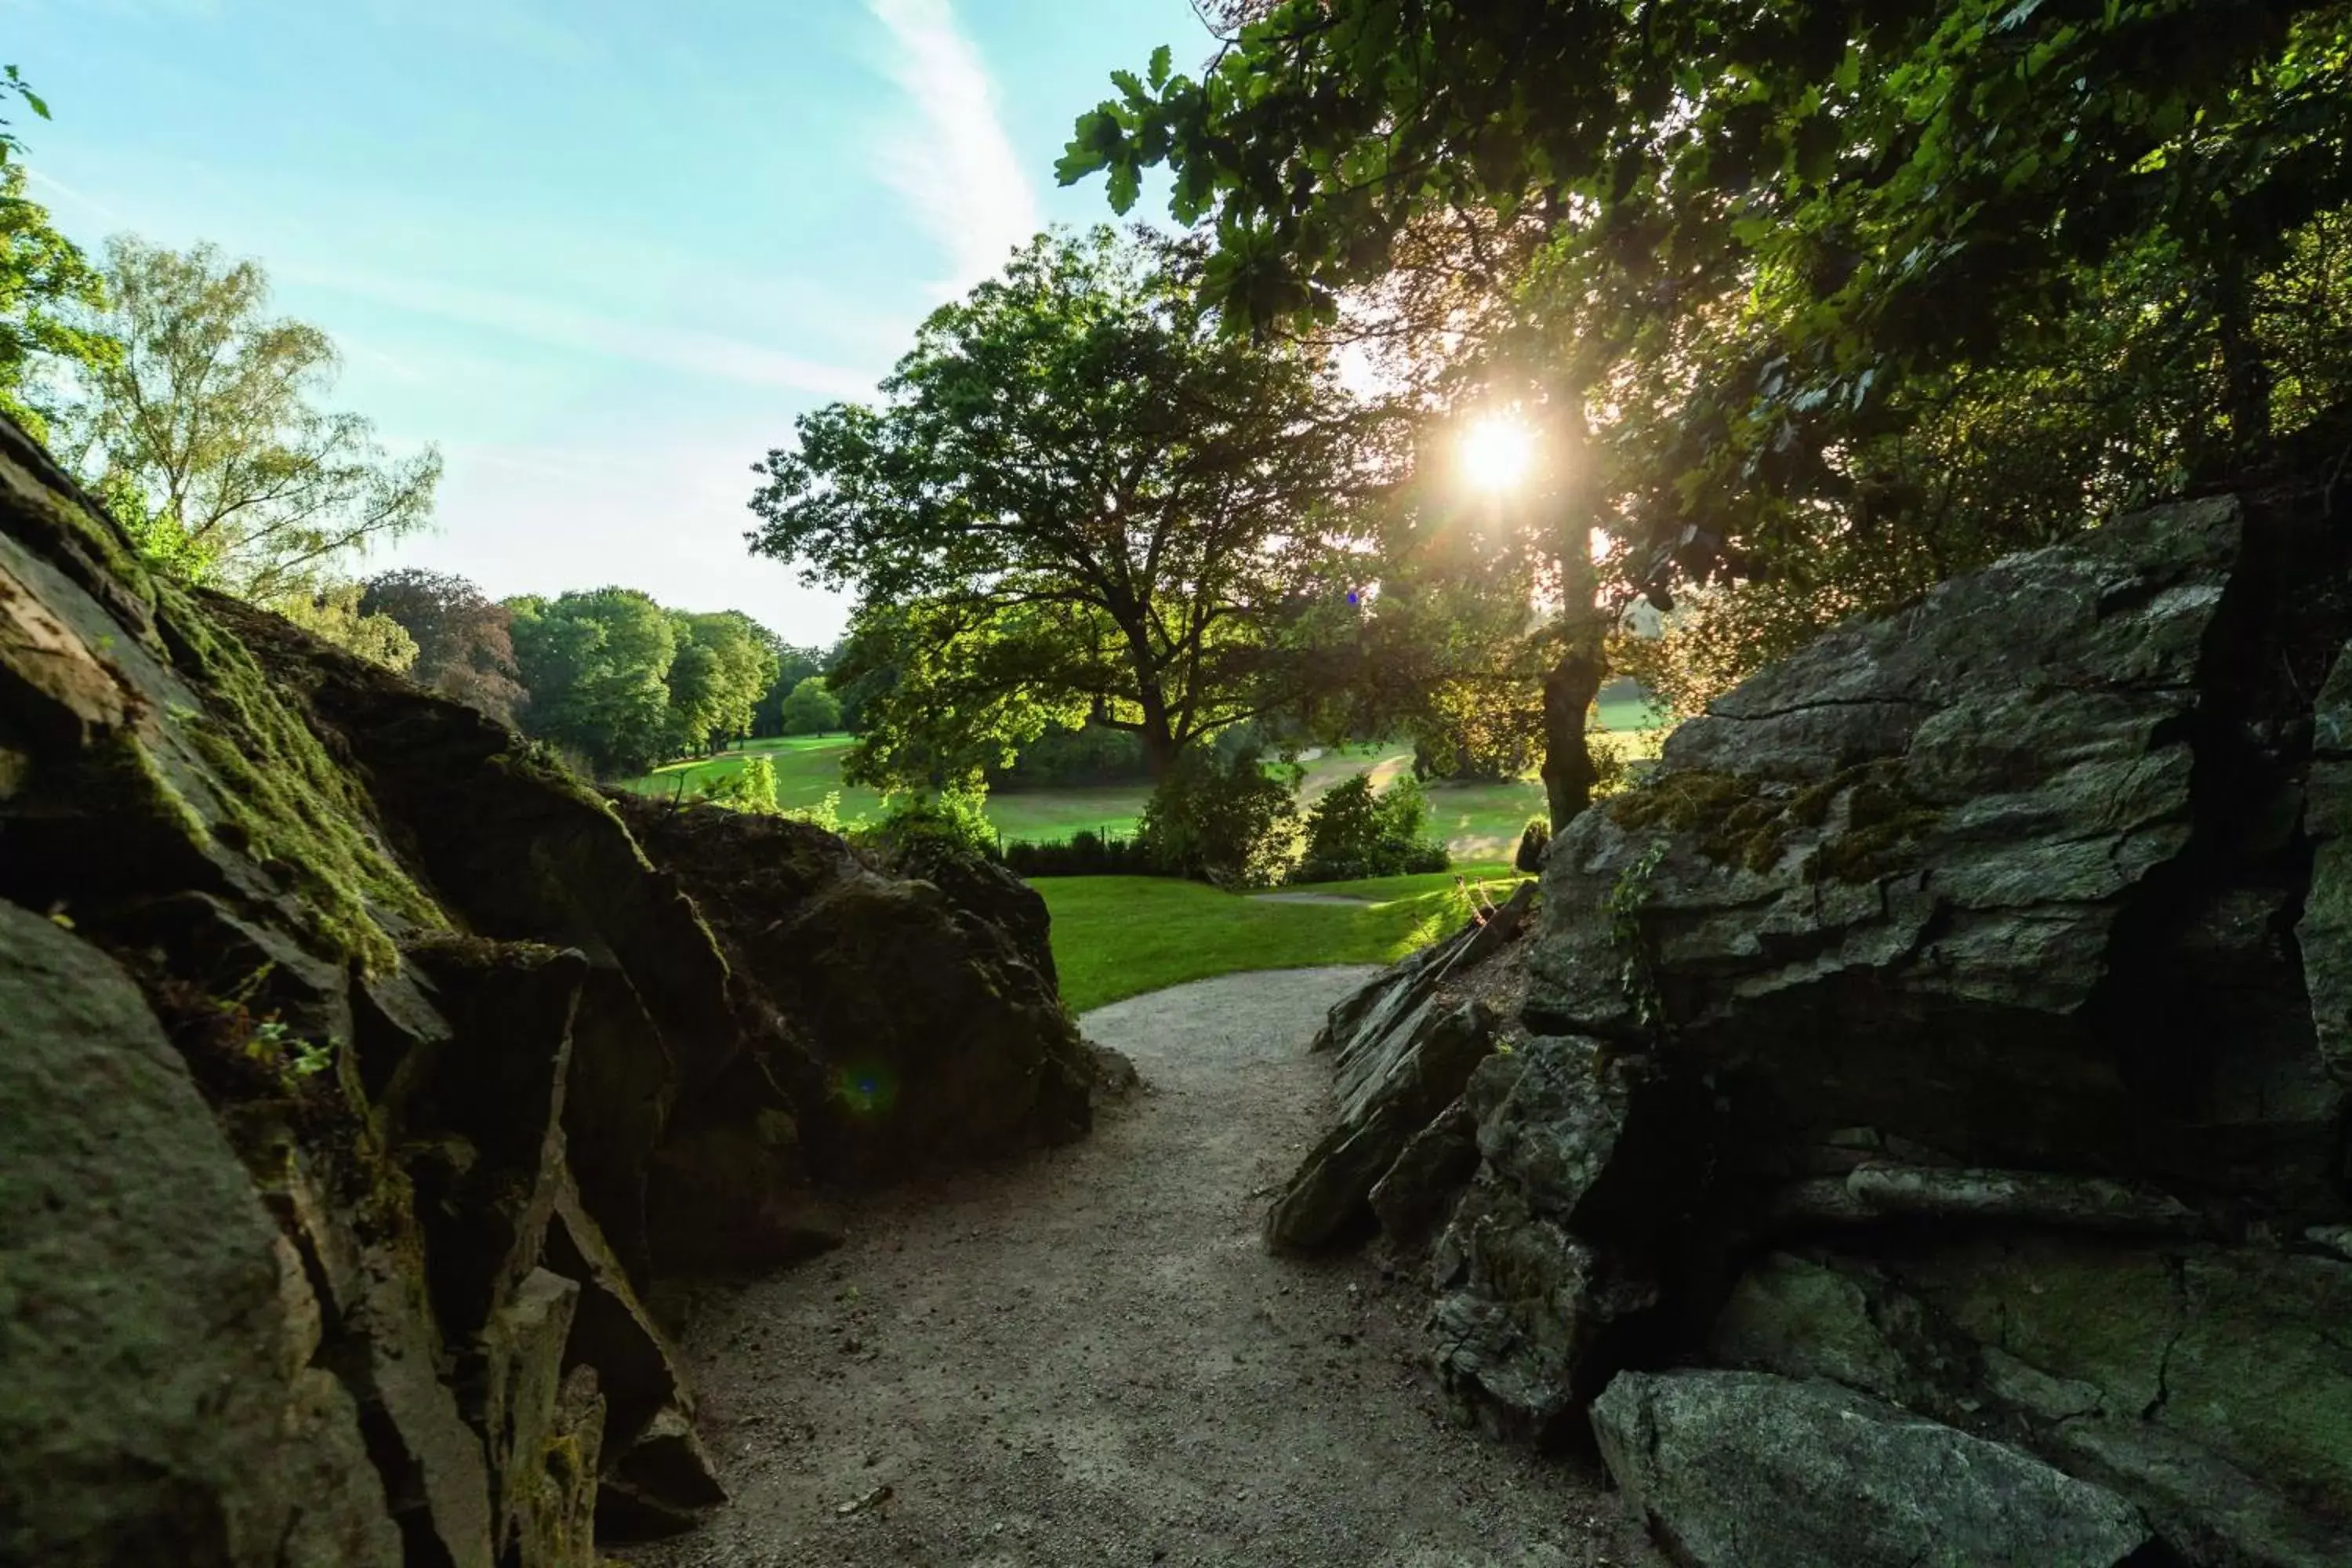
[634,967,1659,1568]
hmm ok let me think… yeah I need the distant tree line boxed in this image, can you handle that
[347,569,851,778]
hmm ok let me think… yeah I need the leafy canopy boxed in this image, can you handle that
[1063,1,2352,593]
[50,237,442,601]
[361,568,531,726]
[749,226,1399,786]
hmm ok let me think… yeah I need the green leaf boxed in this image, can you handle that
[1108,162,1141,215]
[1149,43,1173,92]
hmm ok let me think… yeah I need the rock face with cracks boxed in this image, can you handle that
[1282,491,2352,1566]
[0,416,1095,1564]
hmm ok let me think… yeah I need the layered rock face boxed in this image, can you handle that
[1286,493,2352,1566]
[0,419,1093,1565]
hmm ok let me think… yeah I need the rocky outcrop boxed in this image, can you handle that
[1290,491,2352,1565]
[1267,882,1539,1254]
[0,902,403,1568]
[0,416,1095,1562]
[612,797,1092,1183]
[1267,999,1498,1250]
[1591,1370,2155,1568]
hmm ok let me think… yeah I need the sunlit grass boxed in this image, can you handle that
[614,709,1671,858]
[1036,866,1533,1014]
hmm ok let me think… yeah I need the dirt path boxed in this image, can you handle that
[635,967,1660,1568]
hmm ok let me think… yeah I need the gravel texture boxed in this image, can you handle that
[631,967,1661,1568]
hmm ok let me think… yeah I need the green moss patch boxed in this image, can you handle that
[154,583,443,972]
[1606,760,1941,884]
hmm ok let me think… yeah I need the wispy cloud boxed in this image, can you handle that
[24,169,132,226]
[280,265,880,401]
[865,0,1040,294]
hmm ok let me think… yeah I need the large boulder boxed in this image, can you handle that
[1591,1370,2154,1568]
[611,797,1093,1182]
[1318,490,2352,1563]
[0,902,401,1567]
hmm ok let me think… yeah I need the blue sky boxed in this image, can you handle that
[10,0,1199,644]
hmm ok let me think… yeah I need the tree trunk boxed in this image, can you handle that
[2214,256,2274,454]
[1539,387,1609,833]
[1541,642,1606,831]
[1136,684,1180,781]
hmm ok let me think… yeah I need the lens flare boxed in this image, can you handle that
[1459,415,1537,494]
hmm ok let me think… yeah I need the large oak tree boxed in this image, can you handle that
[748,227,1397,786]
[1064,0,2352,822]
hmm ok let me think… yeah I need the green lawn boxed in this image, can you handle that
[1036,866,1532,1014]
[619,735,891,820]
[617,714,1669,858]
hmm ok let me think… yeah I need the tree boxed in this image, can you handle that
[777,675,842,736]
[749,227,1397,788]
[506,589,677,776]
[1065,0,2352,817]
[50,236,441,600]
[274,579,419,672]
[662,610,779,757]
[360,568,529,725]
[750,641,828,736]
[0,69,112,444]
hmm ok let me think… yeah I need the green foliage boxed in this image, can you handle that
[0,165,110,442]
[853,788,999,865]
[270,579,419,672]
[777,674,842,735]
[1603,839,1671,1034]
[507,588,677,776]
[781,788,845,835]
[1001,827,1156,879]
[1135,743,1305,888]
[1296,769,1450,883]
[51,237,441,601]
[662,609,779,757]
[750,227,1399,791]
[1069,0,2352,698]
[242,1018,337,1091]
[750,644,829,735]
[702,753,780,814]
[987,720,1152,790]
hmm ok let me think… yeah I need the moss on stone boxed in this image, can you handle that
[1801,764,1942,885]
[89,728,212,848]
[1603,759,1942,884]
[153,582,442,973]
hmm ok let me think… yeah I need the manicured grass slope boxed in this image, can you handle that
[1036,868,1529,1014]
[619,710,1669,857]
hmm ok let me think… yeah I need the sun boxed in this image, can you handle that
[1459,414,1537,493]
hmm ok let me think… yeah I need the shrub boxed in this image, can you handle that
[1001,828,1160,878]
[851,789,1000,863]
[1137,745,1303,888]
[1294,769,1451,883]
[1515,815,1552,873]
[701,755,779,813]
[782,789,844,834]
[987,723,1152,789]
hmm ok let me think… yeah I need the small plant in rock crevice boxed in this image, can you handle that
[1604,837,1671,1033]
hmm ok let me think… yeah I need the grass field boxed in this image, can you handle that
[1035,866,1530,1014]
[618,705,1669,858]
